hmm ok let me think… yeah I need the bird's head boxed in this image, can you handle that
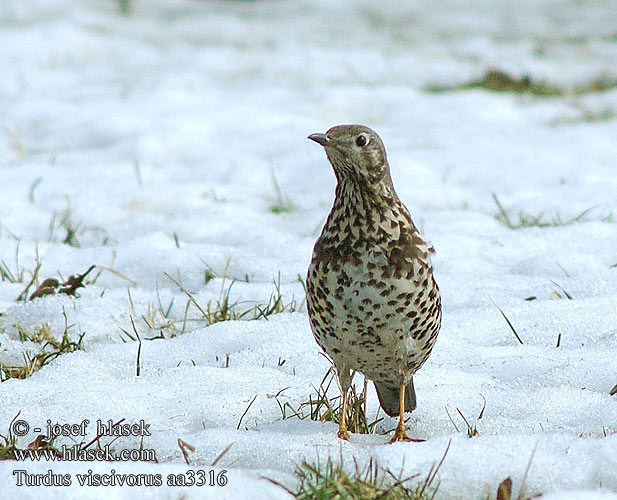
[308,124,390,186]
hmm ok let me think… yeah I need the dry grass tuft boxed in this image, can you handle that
[0,310,85,381]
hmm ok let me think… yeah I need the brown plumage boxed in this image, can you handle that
[306,124,441,442]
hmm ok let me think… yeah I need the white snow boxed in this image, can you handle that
[1,0,616,498]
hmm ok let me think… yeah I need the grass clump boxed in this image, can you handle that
[269,445,448,500]
[121,268,302,341]
[165,268,301,328]
[549,106,617,126]
[123,286,178,341]
[276,365,383,436]
[47,197,110,248]
[0,241,41,290]
[0,416,60,460]
[0,413,20,460]
[292,457,437,500]
[115,0,133,15]
[0,258,29,284]
[492,194,599,230]
[0,311,86,381]
[445,396,486,439]
[269,169,294,214]
[427,68,617,97]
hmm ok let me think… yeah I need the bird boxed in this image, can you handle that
[305,124,441,442]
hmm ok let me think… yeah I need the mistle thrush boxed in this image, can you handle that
[306,124,441,442]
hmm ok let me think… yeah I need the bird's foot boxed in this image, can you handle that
[387,425,424,444]
[387,431,412,443]
[337,427,350,441]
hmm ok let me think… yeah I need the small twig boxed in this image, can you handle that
[97,266,138,285]
[444,406,459,432]
[261,476,295,496]
[164,272,208,317]
[181,299,190,334]
[177,438,195,465]
[130,316,142,377]
[456,408,478,437]
[490,298,524,345]
[550,280,573,299]
[80,418,125,451]
[133,160,143,187]
[518,443,537,499]
[16,261,42,301]
[211,442,234,466]
[478,394,487,420]
[236,395,258,430]
[556,262,571,278]
[492,193,514,229]
[28,177,43,203]
[416,439,450,498]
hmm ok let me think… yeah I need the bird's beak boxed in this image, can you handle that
[308,133,330,147]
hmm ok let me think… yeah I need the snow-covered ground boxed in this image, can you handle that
[1,0,616,498]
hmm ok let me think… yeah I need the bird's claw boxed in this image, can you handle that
[387,425,425,444]
[387,431,412,444]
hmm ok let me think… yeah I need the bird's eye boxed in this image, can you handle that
[356,134,368,147]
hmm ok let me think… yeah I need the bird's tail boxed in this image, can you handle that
[373,378,416,417]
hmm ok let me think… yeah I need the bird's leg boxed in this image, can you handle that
[338,387,350,441]
[388,384,412,443]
